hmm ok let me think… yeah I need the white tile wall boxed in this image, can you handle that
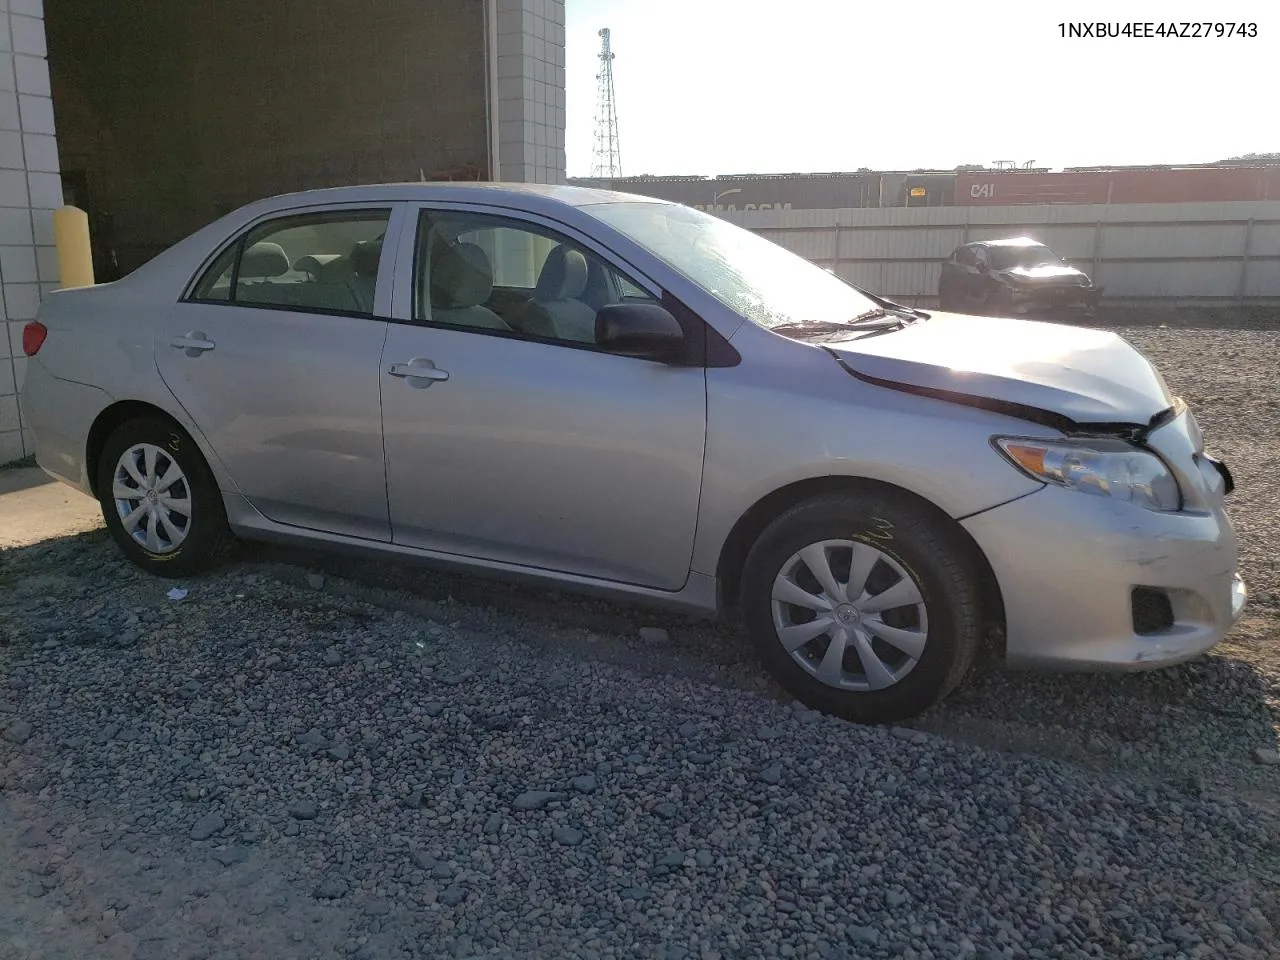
[0,2,55,463]
[494,0,565,185]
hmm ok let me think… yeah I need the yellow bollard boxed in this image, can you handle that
[52,206,95,289]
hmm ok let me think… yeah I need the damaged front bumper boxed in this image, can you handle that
[962,407,1244,671]
[1004,283,1104,315]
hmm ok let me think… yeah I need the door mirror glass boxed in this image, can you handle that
[595,303,685,362]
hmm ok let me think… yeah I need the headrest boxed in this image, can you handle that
[351,239,382,277]
[430,242,493,309]
[240,241,290,278]
[293,253,343,276]
[535,246,590,301]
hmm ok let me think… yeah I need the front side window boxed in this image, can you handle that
[583,201,881,329]
[414,210,659,344]
[190,209,391,316]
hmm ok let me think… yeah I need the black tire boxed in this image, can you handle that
[96,416,234,578]
[740,490,982,724]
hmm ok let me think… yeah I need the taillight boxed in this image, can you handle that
[22,321,47,356]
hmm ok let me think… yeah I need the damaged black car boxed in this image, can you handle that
[938,237,1104,319]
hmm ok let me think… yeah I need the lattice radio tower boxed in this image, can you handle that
[591,28,621,178]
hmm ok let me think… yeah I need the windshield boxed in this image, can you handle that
[583,201,880,328]
[988,244,1063,270]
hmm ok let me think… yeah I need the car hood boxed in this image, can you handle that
[828,312,1174,427]
[999,264,1091,284]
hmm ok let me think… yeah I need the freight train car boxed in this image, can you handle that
[568,172,881,210]
[956,166,1280,205]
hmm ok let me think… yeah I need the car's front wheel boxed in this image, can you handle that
[740,490,982,724]
[96,416,233,578]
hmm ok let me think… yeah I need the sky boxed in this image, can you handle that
[564,0,1276,178]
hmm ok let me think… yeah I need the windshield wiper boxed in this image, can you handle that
[770,320,860,333]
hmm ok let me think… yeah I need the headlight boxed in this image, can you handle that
[994,437,1181,512]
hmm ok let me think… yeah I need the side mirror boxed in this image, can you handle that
[595,302,685,362]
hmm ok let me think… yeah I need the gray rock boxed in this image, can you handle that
[424,702,446,717]
[660,851,686,867]
[314,876,348,899]
[678,721,700,737]
[212,846,248,866]
[431,863,455,880]
[1252,747,1280,766]
[288,800,319,820]
[695,851,714,868]
[307,572,327,590]
[653,802,679,820]
[620,886,650,900]
[483,813,503,835]
[190,812,225,841]
[759,764,783,785]
[513,790,564,811]
[327,744,351,761]
[638,627,669,643]
[323,648,343,667]
[439,886,468,906]
[410,850,436,870]
[885,890,907,908]
[365,899,391,917]
[2,718,32,744]
[284,822,300,837]
[849,927,879,946]
[553,826,584,846]
[571,775,597,793]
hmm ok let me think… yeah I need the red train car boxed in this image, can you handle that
[955,166,1280,206]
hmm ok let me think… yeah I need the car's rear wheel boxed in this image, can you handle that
[740,490,982,724]
[96,417,233,578]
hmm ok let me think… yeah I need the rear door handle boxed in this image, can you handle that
[171,332,216,356]
[387,360,449,385]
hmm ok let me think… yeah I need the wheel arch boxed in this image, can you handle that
[86,401,196,499]
[714,475,1006,645]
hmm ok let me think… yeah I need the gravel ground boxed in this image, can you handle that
[2,323,1279,960]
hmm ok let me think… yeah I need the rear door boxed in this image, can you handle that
[156,204,402,540]
[377,204,707,590]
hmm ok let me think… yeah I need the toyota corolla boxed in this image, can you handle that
[19,183,1246,723]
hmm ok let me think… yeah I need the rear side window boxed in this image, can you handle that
[189,209,391,317]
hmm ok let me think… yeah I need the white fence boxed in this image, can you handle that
[717,201,1280,305]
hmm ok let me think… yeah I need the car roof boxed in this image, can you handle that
[250,181,668,212]
[972,236,1047,248]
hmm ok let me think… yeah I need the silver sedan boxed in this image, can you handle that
[19,183,1247,723]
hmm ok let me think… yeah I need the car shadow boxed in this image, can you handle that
[3,529,1277,816]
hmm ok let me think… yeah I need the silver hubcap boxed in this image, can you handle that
[771,539,929,692]
[112,443,192,554]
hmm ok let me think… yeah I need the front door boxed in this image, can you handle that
[156,205,400,541]
[379,207,707,590]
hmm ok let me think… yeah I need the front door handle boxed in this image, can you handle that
[171,332,216,357]
[387,360,450,385]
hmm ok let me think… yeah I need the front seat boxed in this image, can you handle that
[429,242,510,330]
[348,239,381,314]
[519,245,599,342]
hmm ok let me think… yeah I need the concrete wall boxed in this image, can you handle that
[720,201,1280,303]
[47,0,493,276]
[494,0,566,184]
[0,0,58,466]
